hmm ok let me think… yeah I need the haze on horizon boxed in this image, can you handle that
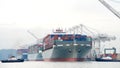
[0,0,120,50]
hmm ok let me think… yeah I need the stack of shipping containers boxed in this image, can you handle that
[28,44,43,54]
[17,49,28,60]
[43,34,92,50]
[28,44,43,61]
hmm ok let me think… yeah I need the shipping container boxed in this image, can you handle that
[17,49,28,55]
[43,34,50,40]
[22,53,28,60]
[43,34,91,42]
[43,34,92,50]
[53,35,58,40]
[28,44,43,54]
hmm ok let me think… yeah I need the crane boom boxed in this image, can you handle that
[99,0,120,19]
[27,30,39,40]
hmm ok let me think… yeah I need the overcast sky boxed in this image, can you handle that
[0,0,120,50]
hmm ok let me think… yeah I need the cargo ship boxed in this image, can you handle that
[42,29,92,61]
[28,44,43,61]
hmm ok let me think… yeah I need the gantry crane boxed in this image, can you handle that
[27,30,42,44]
[99,0,120,19]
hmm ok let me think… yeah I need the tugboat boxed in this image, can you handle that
[95,47,120,62]
[1,56,24,63]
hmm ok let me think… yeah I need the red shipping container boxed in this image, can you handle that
[54,35,58,40]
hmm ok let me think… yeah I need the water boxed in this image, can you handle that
[0,61,120,68]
